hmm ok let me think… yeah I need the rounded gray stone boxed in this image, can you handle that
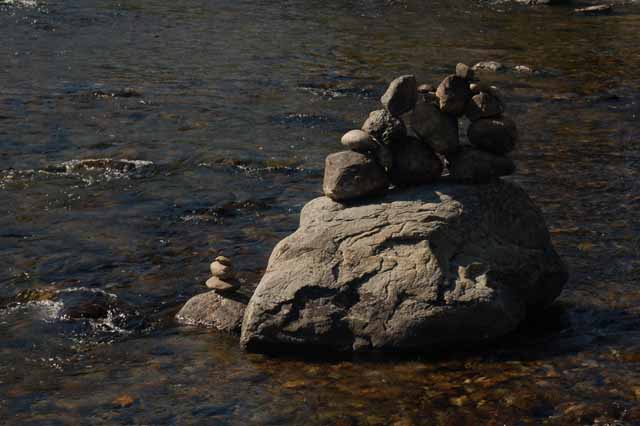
[436,75,472,116]
[447,148,516,183]
[177,291,246,333]
[467,116,518,154]
[323,151,389,202]
[340,129,375,152]
[409,94,459,155]
[361,109,407,146]
[389,137,443,186]
[465,92,505,122]
[380,75,418,116]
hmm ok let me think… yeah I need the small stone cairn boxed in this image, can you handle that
[323,63,518,202]
[205,255,240,294]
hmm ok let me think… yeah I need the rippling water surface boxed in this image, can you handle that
[1,0,639,424]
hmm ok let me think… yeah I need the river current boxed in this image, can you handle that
[1,0,639,424]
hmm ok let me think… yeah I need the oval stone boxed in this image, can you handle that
[340,129,375,152]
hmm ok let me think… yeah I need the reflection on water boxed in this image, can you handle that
[1,0,639,424]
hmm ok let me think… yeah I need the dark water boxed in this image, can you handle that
[1,0,639,424]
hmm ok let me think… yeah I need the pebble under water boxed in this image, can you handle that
[1,0,639,424]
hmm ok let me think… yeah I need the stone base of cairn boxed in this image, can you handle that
[323,63,519,201]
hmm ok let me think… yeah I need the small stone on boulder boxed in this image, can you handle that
[215,256,232,266]
[465,92,505,121]
[381,75,418,116]
[211,261,234,279]
[389,137,443,186]
[206,276,239,293]
[362,109,407,146]
[417,84,436,94]
[323,151,389,202]
[436,75,471,116]
[176,291,246,333]
[409,94,459,155]
[371,139,394,170]
[341,130,375,152]
[447,148,516,183]
[467,116,518,154]
[455,63,475,81]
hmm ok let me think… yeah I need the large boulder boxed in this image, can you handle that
[323,151,389,202]
[241,180,568,353]
[176,291,247,333]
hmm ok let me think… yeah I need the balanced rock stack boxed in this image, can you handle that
[205,256,239,294]
[322,63,518,202]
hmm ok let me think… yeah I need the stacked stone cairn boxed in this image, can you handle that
[322,63,518,201]
[205,256,240,294]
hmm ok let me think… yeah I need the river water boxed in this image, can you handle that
[1,0,639,424]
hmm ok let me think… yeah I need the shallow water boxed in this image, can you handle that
[1,0,639,424]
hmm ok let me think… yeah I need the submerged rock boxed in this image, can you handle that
[472,61,505,73]
[323,151,389,201]
[447,148,516,183]
[380,75,418,116]
[241,180,567,353]
[574,4,612,15]
[176,291,246,333]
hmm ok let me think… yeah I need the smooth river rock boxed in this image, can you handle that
[241,180,568,352]
[465,92,505,122]
[467,116,518,154]
[206,276,239,293]
[389,137,443,186]
[455,63,475,81]
[176,291,247,333]
[472,61,505,73]
[340,129,375,152]
[447,148,516,183]
[436,75,471,116]
[409,93,459,155]
[323,151,389,201]
[362,109,407,146]
[380,75,418,116]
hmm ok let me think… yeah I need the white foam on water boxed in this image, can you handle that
[1,0,39,8]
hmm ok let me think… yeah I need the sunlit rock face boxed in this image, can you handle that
[241,179,568,353]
